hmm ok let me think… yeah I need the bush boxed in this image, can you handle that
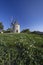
[21,29,30,33]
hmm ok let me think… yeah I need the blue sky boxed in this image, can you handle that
[0,0,43,31]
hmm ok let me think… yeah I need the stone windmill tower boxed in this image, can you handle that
[11,20,20,33]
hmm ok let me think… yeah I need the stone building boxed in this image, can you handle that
[12,21,20,33]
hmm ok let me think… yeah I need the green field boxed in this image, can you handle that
[0,33,43,65]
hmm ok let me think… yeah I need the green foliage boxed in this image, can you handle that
[7,28,11,31]
[0,22,4,30]
[3,28,12,33]
[21,29,30,33]
[6,28,12,33]
[0,33,43,65]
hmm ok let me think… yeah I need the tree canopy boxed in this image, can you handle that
[0,22,4,30]
[21,29,30,33]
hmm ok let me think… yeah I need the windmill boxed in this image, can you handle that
[10,16,20,33]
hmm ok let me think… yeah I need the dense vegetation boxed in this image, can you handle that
[0,33,43,65]
[21,29,30,33]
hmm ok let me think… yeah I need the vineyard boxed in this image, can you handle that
[0,33,43,65]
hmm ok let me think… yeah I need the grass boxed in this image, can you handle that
[0,33,43,65]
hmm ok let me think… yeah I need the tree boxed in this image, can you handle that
[0,22,4,32]
[21,29,30,33]
[0,22,4,29]
[7,28,12,32]
[3,28,12,33]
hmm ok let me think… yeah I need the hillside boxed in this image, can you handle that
[0,33,43,65]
